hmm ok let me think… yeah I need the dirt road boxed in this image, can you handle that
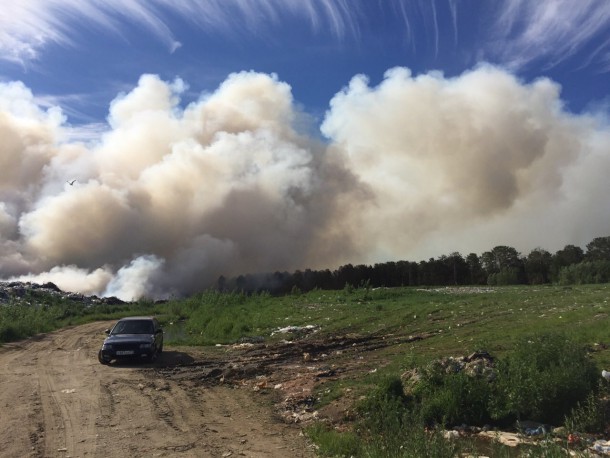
[0,322,314,458]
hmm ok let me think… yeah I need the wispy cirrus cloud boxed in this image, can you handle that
[2,0,608,74]
[157,0,359,39]
[489,0,610,71]
[0,0,180,65]
[0,0,360,65]
[387,0,610,72]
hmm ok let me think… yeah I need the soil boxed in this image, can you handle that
[0,321,431,457]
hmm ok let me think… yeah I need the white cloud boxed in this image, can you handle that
[489,0,610,70]
[0,0,360,65]
[2,0,608,74]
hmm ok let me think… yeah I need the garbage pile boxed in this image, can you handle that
[402,350,497,387]
[0,281,127,307]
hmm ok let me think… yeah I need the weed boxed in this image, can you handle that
[305,423,361,457]
[564,389,609,434]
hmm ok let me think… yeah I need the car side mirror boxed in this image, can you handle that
[104,329,110,335]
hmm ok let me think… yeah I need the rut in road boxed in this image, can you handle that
[0,322,314,458]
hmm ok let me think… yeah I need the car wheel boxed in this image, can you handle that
[147,349,158,363]
[98,350,111,365]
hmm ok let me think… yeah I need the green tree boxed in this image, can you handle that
[466,253,486,284]
[586,236,610,261]
[525,248,552,284]
[550,244,584,281]
[481,246,523,275]
[444,252,469,285]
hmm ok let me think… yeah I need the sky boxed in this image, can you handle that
[0,0,609,299]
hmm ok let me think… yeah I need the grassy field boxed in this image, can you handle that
[3,284,610,456]
[163,284,610,366]
[4,284,609,355]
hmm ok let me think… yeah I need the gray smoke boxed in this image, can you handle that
[1,66,609,299]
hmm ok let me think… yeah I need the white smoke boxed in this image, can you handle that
[321,65,609,261]
[1,65,609,299]
[103,255,164,301]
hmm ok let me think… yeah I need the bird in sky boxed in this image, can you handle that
[67,179,76,186]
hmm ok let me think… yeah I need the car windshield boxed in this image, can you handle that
[111,320,154,335]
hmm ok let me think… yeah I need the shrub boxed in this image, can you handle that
[490,334,599,425]
[559,260,610,285]
[414,370,493,426]
[357,376,409,435]
[359,334,600,440]
[354,377,461,457]
[564,390,609,434]
[487,267,523,285]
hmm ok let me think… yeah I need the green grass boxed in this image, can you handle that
[5,284,610,362]
[4,284,610,456]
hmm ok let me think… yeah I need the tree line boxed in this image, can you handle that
[217,236,610,295]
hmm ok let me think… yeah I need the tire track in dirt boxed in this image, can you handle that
[0,322,315,458]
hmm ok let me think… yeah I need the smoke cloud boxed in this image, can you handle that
[1,66,609,299]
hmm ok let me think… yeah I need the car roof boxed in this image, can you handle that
[117,316,156,321]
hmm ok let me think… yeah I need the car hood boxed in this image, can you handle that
[104,334,154,344]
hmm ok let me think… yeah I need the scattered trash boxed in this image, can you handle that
[524,426,545,436]
[592,439,610,455]
[271,325,319,336]
[602,369,610,381]
[568,433,580,445]
[478,431,520,447]
[444,430,459,440]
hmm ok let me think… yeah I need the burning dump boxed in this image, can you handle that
[1,66,609,299]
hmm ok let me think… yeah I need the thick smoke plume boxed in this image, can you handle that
[1,66,609,299]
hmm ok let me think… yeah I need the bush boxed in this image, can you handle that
[559,260,610,284]
[358,334,599,436]
[357,376,409,435]
[564,390,609,434]
[414,370,493,426]
[487,267,523,285]
[354,377,460,457]
[490,334,599,425]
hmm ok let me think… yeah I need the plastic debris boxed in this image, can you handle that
[524,426,545,436]
[592,440,610,455]
[271,325,319,336]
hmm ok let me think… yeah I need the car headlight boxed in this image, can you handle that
[102,344,113,350]
[139,343,153,349]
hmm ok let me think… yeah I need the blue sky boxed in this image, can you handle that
[1,1,610,298]
[2,0,609,125]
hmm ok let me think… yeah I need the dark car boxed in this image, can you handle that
[98,316,163,364]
